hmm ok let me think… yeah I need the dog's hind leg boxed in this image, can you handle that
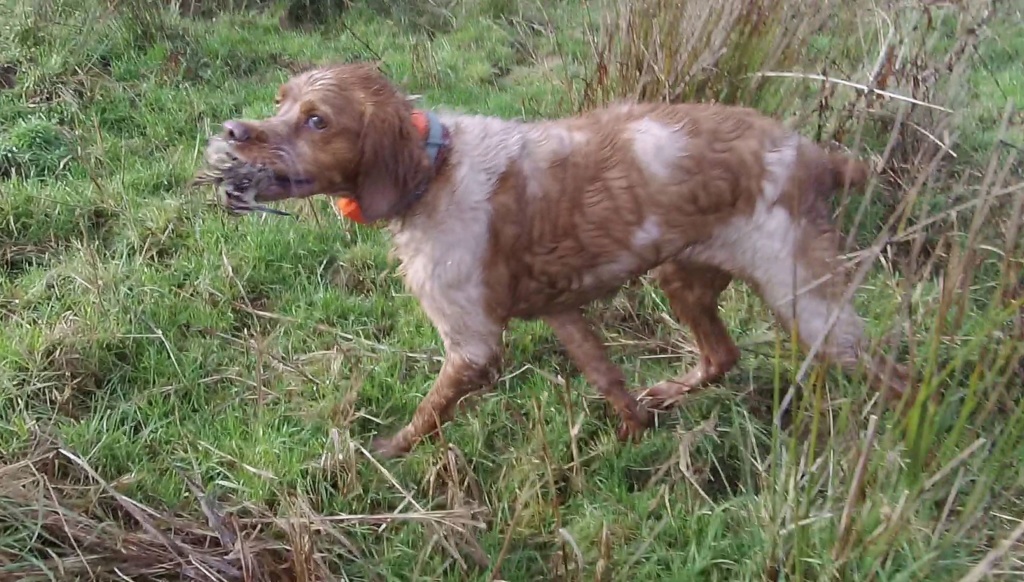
[544,309,652,441]
[636,261,742,410]
[721,202,910,406]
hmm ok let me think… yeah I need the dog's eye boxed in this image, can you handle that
[307,115,326,130]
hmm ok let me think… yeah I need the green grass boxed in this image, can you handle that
[1,0,1023,580]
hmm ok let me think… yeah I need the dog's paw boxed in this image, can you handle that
[370,435,411,460]
[615,406,652,443]
[634,380,695,411]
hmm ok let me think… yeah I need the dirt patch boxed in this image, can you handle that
[85,205,116,238]
[1,243,58,278]
[0,64,17,90]
[23,73,98,109]
[176,0,274,19]
[228,293,276,336]
[280,0,350,30]
[274,55,316,75]
[13,314,109,420]
[626,444,754,501]
[0,204,119,277]
[324,254,382,296]
[590,281,678,356]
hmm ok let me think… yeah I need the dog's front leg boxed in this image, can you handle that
[371,349,500,459]
[544,310,652,441]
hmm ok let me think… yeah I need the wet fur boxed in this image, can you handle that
[217,63,912,458]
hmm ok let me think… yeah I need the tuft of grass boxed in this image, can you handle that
[0,117,75,179]
[1,0,1023,580]
[581,0,832,108]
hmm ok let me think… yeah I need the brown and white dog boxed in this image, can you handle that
[218,62,910,458]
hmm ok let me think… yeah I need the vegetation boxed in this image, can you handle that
[0,0,1021,579]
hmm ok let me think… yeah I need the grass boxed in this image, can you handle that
[1,0,1022,579]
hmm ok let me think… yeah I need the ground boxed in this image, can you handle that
[1,0,1023,580]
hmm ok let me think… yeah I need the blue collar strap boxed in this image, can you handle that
[423,110,448,168]
[408,110,451,207]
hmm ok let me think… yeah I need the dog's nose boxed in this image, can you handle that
[222,120,251,143]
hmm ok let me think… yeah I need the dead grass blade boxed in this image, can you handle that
[0,438,489,581]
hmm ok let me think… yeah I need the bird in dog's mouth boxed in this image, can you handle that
[191,134,306,217]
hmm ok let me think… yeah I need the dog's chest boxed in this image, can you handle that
[399,118,523,283]
[389,193,497,359]
[387,117,522,341]
[391,209,487,302]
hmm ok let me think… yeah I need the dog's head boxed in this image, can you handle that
[219,62,434,222]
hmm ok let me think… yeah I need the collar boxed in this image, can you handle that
[335,109,449,224]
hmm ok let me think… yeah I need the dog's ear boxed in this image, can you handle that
[354,94,430,223]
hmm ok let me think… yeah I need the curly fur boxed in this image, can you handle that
[212,63,916,459]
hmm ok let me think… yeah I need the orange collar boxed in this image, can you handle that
[334,195,366,224]
[334,110,442,224]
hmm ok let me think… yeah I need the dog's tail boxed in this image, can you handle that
[828,152,871,191]
[796,149,872,225]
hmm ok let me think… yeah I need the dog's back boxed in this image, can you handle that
[474,102,869,317]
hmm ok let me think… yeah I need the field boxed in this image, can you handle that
[1,0,1022,579]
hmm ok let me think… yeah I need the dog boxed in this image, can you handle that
[216,62,910,458]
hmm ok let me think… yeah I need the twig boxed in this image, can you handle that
[232,301,441,362]
[957,519,1024,582]
[833,414,879,562]
[488,479,540,581]
[750,71,954,112]
[247,509,483,527]
[58,448,243,580]
[175,467,237,547]
[923,438,987,492]
[355,443,478,572]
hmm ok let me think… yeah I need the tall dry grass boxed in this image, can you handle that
[581,0,1023,577]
